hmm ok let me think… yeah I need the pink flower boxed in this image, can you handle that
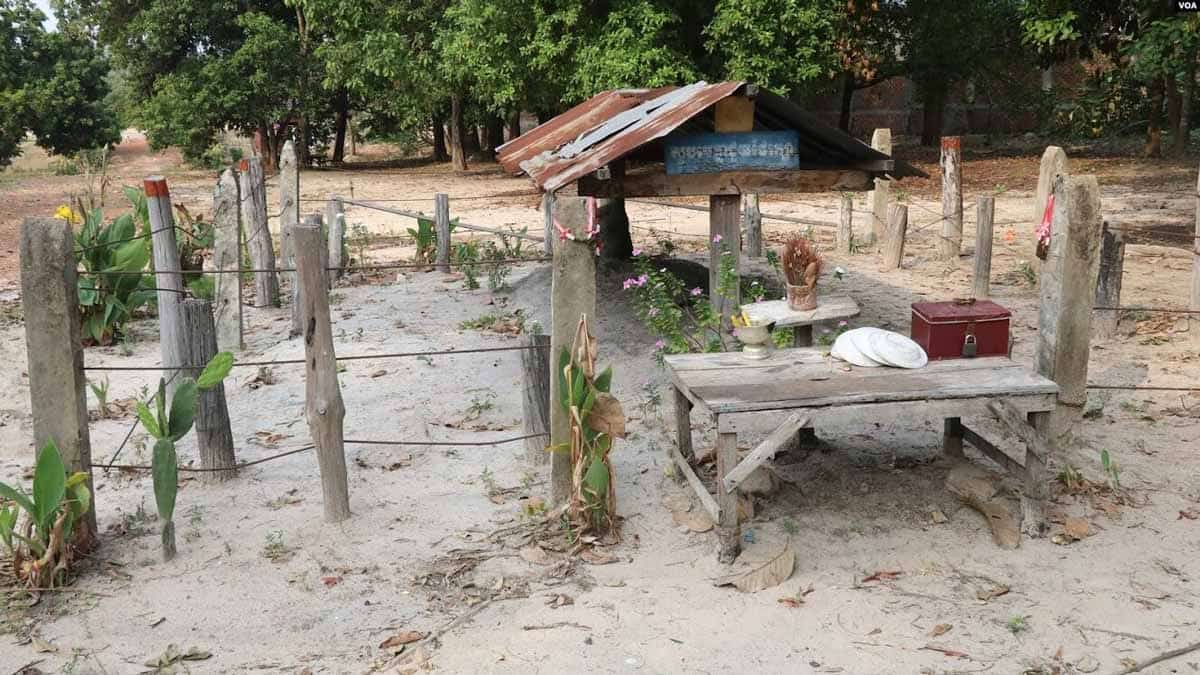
[712,234,723,244]
[838,320,848,328]
[623,278,636,290]
[632,247,643,256]
[648,307,660,317]
[637,273,649,286]
[654,340,666,350]
[690,287,703,296]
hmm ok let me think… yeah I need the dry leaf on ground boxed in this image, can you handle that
[716,546,795,592]
[580,547,617,565]
[860,570,903,584]
[929,623,953,637]
[379,630,427,651]
[672,509,714,533]
[520,545,554,566]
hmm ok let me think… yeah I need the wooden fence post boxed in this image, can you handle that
[521,333,551,466]
[145,176,186,398]
[281,141,303,335]
[542,192,555,257]
[180,299,236,481]
[1191,161,1199,342]
[837,192,853,255]
[20,217,97,550]
[326,197,345,279]
[549,197,597,505]
[743,194,763,258]
[1034,146,1069,225]
[973,195,995,299]
[1093,221,1125,340]
[1036,175,1103,441]
[869,128,891,248]
[881,204,908,269]
[939,137,963,260]
[294,218,351,522]
[213,168,244,352]
[435,193,451,272]
[239,157,279,307]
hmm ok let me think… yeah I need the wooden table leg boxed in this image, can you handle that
[793,324,814,347]
[943,417,965,459]
[790,325,819,448]
[715,425,741,563]
[674,386,694,464]
[1021,410,1051,537]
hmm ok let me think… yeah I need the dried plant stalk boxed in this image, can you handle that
[782,235,823,286]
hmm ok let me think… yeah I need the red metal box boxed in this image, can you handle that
[911,300,1011,360]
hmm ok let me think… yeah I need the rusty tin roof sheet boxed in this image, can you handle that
[496,81,923,192]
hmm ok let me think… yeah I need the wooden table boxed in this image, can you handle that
[665,348,1060,562]
[740,294,860,346]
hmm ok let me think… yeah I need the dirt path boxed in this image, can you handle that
[0,139,1198,673]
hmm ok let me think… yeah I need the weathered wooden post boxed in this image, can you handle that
[869,128,891,247]
[145,176,187,397]
[837,192,853,254]
[973,195,995,299]
[1036,175,1103,440]
[743,194,763,258]
[939,137,963,260]
[20,218,98,549]
[521,333,551,466]
[294,218,351,522]
[435,193,451,272]
[1034,146,1069,226]
[239,157,279,307]
[1093,221,1125,339]
[213,168,244,352]
[1191,161,1199,343]
[180,299,236,481]
[280,141,303,335]
[549,197,597,504]
[542,192,555,257]
[881,204,908,269]
[326,197,345,279]
[708,96,750,323]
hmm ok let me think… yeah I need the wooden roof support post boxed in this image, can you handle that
[939,137,963,260]
[709,95,753,327]
[869,129,891,249]
[549,197,597,505]
[1036,175,1102,442]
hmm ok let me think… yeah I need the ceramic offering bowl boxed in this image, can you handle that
[734,323,772,360]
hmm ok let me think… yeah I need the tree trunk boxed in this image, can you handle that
[332,89,349,163]
[485,115,505,153]
[1174,61,1196,156]
[507,111,521,141]
[1167,72,1182,147]
[449,95,468,172]
[432,113,449,162]
[260,123,281,174]
[920,87,947,147]
[1145,76,1164,158]
[838,71,855,132]
[462,123,481,158]
[296,114,310,167]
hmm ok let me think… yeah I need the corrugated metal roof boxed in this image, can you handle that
[496,81,924,193]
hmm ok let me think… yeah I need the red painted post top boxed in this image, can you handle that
[143,176,169,198]
[941,137,961,151]
[238,158,250,172]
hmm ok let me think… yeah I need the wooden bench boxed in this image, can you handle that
[664,348,1059,562]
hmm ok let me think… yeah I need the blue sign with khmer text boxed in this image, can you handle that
[664,131,801,175]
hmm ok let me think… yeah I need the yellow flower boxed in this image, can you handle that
[53,205,80,224]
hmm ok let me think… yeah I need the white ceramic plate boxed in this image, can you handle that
[846,327,890,366]
[832,330,883,368]
[868,330,928,369]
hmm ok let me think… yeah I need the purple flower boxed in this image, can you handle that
[690,287,703,296]
[712,234,723,244]
[623,278,636,290]
[654,340,666,350]
[637,273,649,286]
[632,247,643,256]
[838,320,848,328]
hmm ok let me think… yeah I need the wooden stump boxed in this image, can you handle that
[973,195,995,299]
[435,193,451,272]
[869,128,891,248]
[294,220,351,522]
[19,218,97,550]
[213,169,244,352]
[239,157,279,307]
[521,333,551,466]
[881,204,908,269]
[743,194,762,258]
[837,192,853,254]
[146,176,186,398]
[1093,221,1125,340]
[326,197,345,279]
[939,137,963,260]
[180,299,236,481]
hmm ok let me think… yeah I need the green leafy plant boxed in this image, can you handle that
[173,204,215,282]
[1007,614,1028,634]
[68,198,156,345]
[0,440,92,588]
[88,376,110,419]
[1100,449,1120,492]
[407,216,457,264]
[624,248,737,362]
[454,241,481,290]
[349,222,372,265]
[482,241,512,291]
[549,316,623,535]
[134,352,234,561]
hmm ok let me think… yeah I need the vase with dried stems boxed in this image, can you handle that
[782,235,822,311]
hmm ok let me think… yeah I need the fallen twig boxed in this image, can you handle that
[1113,639,1200,674]
[1080,625,1157,642]
[521,621,592,631]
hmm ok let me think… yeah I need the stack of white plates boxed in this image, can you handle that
[831,327,928,369]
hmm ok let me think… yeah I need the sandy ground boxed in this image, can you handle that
[0,134,1199,674]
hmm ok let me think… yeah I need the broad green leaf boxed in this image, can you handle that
[32,441,67,535]
[546,443,570,454]
[594,366,613,393]
[196,352,234,389]
[582,457,610,501]
[69,483,91,520]
[152,438,178,524]
[136,401,162,438]
[156,379,167,432]
[570,368,585,406]
[556,347,571,411]
[0,505,15,550]
[107,213,135,243]
[168,380,198,441]
[581,385,597,419]
[111,239,149,271]
[0,482,35,517]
